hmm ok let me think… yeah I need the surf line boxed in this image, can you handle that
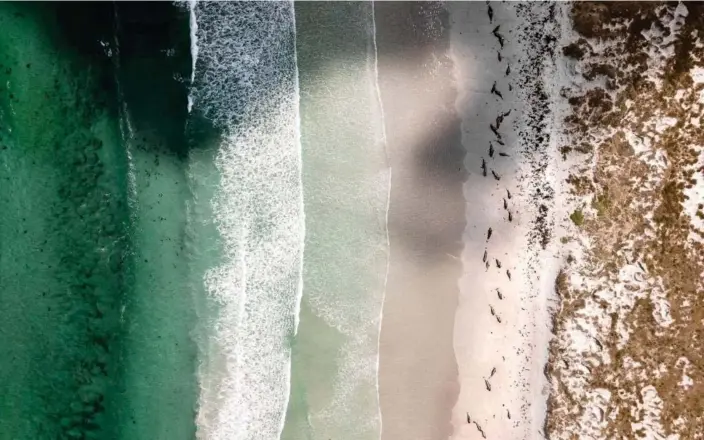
[370,1,392,439]
[187,0,199,113]
[188,2,304,439]
[109,6,139,245]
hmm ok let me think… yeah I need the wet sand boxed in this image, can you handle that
[375,3,465,440]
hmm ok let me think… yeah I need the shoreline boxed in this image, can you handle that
[375,3,465,440]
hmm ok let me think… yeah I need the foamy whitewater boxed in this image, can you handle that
[188,2,304,440]
[277,3,391,439]
[186,0,197,113]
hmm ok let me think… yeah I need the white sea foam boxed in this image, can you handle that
[187,0,198,113]
[189,2,304,440]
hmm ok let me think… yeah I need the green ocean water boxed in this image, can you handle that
[113,4,200,440]
[0,3,199,439]
[0,4,129,438]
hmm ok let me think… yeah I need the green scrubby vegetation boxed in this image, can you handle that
[570,208,585,226]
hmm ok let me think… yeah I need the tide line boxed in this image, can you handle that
[371,2,391,440]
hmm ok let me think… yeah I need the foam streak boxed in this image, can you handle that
[370,3,391,439]
[187,0,198,113]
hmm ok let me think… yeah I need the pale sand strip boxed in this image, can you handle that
[375,3,465,440]
[449,3,559,440]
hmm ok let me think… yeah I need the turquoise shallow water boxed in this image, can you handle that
[113,4,198,440]
[283,3,390,440]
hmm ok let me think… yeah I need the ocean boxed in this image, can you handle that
[0,2,392,439]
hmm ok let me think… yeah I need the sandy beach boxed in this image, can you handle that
[375,3,561,439]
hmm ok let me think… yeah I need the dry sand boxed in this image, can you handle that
[448,3,560,440]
